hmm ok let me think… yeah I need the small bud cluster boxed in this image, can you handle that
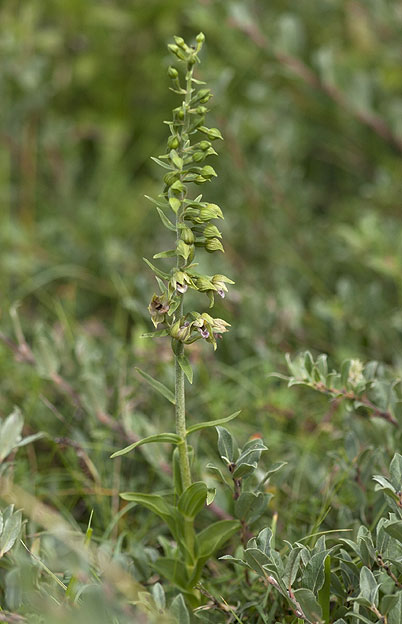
[145,34,233,350]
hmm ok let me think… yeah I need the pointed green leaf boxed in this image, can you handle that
[119,492,179,540]
[142,329,170,339]
[151,156,173,170]
[170,150,183,170]
[197,520,240,558]
[344,612,378,624]
[110,432,180,458]
[205,463,228,485]
[232,438,268,478]
[156,207,176,231]
[144,194,169,209]
[206,488,216,505]
[153,559,189,593]
[15,432,45,448]
[178,482,207,519]
[234,491,270,524]
[143,257,170,280]
[135,367,175,404]
[186,411,240,435]
[176,240,190,261]
[153,249,177,259]
[259,461,288,485]
[177,354,193,384]
[169,197,181,213]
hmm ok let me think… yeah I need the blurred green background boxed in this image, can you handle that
[1,0,402,563]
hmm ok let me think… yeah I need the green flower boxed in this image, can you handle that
[170,271,194,295]
[192,312,230,349]
[211,274,234,299]
[170,319,192,342]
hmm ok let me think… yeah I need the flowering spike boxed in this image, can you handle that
[144,34,233,349]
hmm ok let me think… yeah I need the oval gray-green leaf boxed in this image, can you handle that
[0,408,24,463]
[0,510,22,557]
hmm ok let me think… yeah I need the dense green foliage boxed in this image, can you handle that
[1,2,402,622]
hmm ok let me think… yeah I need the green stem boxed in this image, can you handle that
[175,340,191,489]
[173,61,194,491]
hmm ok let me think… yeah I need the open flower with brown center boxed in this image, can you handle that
[148,294,169,327]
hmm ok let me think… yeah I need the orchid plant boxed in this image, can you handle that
[111,33,246,603]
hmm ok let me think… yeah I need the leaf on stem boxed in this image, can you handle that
[110,432,180,458]
[186,411,241,435]
[135,367,176,404]
[177,353,193,384]
[156,207,176,231]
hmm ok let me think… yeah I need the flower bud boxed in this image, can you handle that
[168,43,186,60]
[163,172,179,187]
[183,207,200,221]
[196,89,211,101]
[199,203,224,221]
[196,32,205,44]
[203,224,222,238]
[170,320,191,342]
[205,238,224,253]
[196,106,208,115]
[167,135,179,149]
[180,227,195,244]
[170,180,186,194]
[201,165,217,179]
[168,66,178,79]
[199,141,211,151]
[174,36,185,48]
[198,126,224,141]
[192,151,205,163]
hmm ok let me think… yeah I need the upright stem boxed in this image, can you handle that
[175,340,191,489]
[174,63,194,491]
